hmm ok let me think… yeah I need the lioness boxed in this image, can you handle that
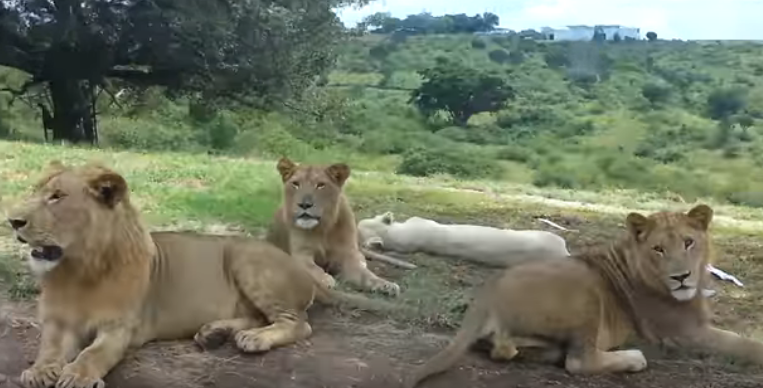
[357,211,570,267]
[7,161,396,388]
[266,157,400,297]
[408,204,763,387]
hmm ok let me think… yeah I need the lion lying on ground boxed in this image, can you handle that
[407,204,763,387]
[357,212,570,267]
[7,161,397,388]
[266,157,401,297]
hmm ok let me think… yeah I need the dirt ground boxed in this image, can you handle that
[2,207,763,388]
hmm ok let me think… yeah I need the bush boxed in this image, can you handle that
[641,82,672,106]
[436,126,469,142]
[396,146,501,179]
[487,49,511,64]
[707,87,748,120]
[496,145,536,163]
[471,38,487,49]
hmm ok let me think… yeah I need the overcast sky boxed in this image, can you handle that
[337,0,762,40]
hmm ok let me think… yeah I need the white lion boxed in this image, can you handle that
[357,212,570,267]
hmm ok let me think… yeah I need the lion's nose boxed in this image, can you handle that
[7,218,27,230]
[670,272,691,283]
[298,201,313,210]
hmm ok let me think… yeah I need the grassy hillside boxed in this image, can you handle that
[2,35,763,208]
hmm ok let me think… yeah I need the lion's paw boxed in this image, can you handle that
[234,328,275,353]
[373,280,400,297]
[53,363,105,388]
[620,350,648,372]
[194,324,231,350]
[318,273,337,289]
[19,363,63,388]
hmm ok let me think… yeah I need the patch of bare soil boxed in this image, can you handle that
[1,305,762,388]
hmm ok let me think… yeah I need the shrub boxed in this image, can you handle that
[471,38,487,49]
[707,87,748,120]
[641,82,672,106]
[487,49,511,64]
[436,126,469,142]
[495,145,536,163]
[396,146,501,179]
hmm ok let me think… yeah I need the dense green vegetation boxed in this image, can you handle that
[2,18,763,207]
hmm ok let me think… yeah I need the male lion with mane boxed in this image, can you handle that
[7,161,396,388]
[266,157,400,297]
[407,204,763,387]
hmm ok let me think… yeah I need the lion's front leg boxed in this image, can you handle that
[679,326,763,365]
[290,242,336,289]
[20,320,80,388]
[54,326,132,388]
[334,249,400,297]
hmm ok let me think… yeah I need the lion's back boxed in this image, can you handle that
[491,257,629,343]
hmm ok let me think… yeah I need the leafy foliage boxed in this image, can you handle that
[360,11,500,34]
[0,0,361,142]
[410,59,514,126]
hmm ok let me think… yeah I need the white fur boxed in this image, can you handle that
[295,218,320,230]
[357,212,570,267]
[27,255,59,276]
[671,287,698,301]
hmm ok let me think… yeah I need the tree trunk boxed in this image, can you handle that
[48,78,98,144]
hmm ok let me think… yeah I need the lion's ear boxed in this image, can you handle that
[381,211,394,225]
[87,170,128,208]
[277,157,297,182]
[625,212,650,241]
[687,204,713,231]
[46,160,66,172]
[326,163,350,186]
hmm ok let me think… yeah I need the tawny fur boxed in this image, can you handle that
[266,157,401,297]
[7,161,398,388]
[357,212,570,267]
[407,204,763,387]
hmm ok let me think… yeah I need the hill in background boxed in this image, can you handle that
[2,30,763,207]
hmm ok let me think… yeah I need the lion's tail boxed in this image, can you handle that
[406,300,489,388]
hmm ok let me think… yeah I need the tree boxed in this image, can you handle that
[410,59,514,127]
[646,31,658,41]
[0,0,363,144]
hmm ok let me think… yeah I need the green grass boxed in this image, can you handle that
[2,141,763,333]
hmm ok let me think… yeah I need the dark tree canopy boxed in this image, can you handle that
[360,11,500,34]
[410,59,514,127]
[646,31,658,41]
[0,0,365,143]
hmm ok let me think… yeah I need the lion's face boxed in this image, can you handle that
[357,212,394,249]
[6,161,128,275]
[276,158,350,230]
[626,204,713,302]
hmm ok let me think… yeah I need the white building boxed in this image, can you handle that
[541,25,641,41]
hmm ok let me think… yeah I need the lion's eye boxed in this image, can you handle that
[684,237,694,249]
[48,191,65,203]
[652,245,665,254]
[291,181,300,189]
[316,182,326,189]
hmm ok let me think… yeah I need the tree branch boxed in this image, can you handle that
[0,78,44,106]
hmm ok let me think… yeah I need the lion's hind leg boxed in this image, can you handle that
[229,256,314,354]
[194,318,266,350]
